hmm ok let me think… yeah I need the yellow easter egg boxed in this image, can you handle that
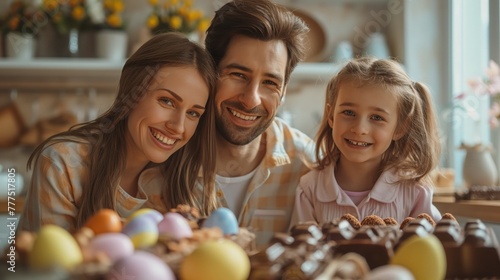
[390,234,446,280]
[180,239,250,280]
[29,225,83,270]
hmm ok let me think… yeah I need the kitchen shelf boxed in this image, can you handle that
[0,58,339,93]
[433,195,500,224]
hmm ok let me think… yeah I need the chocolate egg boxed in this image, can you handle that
[157,212,193,239]
[202,207,239,235]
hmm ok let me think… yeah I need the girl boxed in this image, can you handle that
[294,57,442,225]
[20,33,218,232]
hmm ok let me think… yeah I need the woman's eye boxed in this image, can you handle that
[188,111,202,118]
[159,97,174,106]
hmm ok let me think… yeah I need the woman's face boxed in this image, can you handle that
[126,66,209,165]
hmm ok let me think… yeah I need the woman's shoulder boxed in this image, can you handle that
[40,137,91,164]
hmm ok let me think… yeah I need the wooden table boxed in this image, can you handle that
[433,195,500,223]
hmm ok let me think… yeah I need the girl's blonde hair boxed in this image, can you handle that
[27,33,219,228]
[315,57,441,185]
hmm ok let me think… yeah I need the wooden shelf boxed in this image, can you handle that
[433,195,500,223]
[0,59,340,93]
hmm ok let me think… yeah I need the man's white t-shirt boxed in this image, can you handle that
[216,168,258,216]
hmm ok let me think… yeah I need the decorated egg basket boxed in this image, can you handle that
[4,207,500,279]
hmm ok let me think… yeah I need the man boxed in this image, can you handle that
[203,0,316,247]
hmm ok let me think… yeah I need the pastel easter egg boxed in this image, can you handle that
[366,265,415,280]
[88,233,134,263]
[180,239,250,280]
[157,212,193,239]
[30,225,83,270]
[390,234,446,280]
[127,208,163,224]
[122,215,158,248]
[202,207,239,235]
[107,251,175,280]
[84,208,123,235]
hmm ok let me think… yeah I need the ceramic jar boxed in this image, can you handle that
[461,143,498,188]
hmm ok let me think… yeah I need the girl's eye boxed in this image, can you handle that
[371,115,385,121]
[342,110,355,116]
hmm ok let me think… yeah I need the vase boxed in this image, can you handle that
[491,127,500,184]
[96,30,128,60]
[58,28,80,57]
[5,32,36,60]
[462,144,498,188]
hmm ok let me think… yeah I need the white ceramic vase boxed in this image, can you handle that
[96,30,128,60]
[491,127,500,184]
[462,145,498,188]
[5,32,35,60]
[364,32,390,59]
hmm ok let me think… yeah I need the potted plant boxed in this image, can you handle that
[1,1,39,60]
[146,0,210,43]
[40,0,91,57]
[87,0,127,60]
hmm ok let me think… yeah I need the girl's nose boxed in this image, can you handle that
[350,119,369,135]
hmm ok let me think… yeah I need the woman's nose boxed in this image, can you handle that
[165,112,185,134]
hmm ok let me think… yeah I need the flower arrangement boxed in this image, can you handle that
[146,0,210,35]
[86,0,125,30]
[469,61,500,127]
[41,0,90,34]
[1,0,38,35]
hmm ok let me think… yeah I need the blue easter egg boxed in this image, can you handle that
[202,207,239,235]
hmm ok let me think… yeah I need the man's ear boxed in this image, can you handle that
[326,104,333,128]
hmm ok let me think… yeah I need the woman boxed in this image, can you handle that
[20,33,218,232]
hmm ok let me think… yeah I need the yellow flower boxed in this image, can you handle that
[187,10,202,22]
[197,18,210,33]
[149,0,159,6]
[106,13,122,28]
[169,15,182,30]
[184,0,193,8]
[147,14,159,29]
[43,0,58,11]
[52,12,62,23]
[112,1,124,12]
[170,0,179,6]
[69,0,81,7]
[71,6,86,21]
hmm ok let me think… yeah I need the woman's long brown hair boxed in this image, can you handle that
[27,33,218,228]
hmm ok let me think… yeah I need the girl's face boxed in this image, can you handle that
[329,81,401,166]
[126,66,209,165]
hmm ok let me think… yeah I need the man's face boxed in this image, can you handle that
[215,35,288,145]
